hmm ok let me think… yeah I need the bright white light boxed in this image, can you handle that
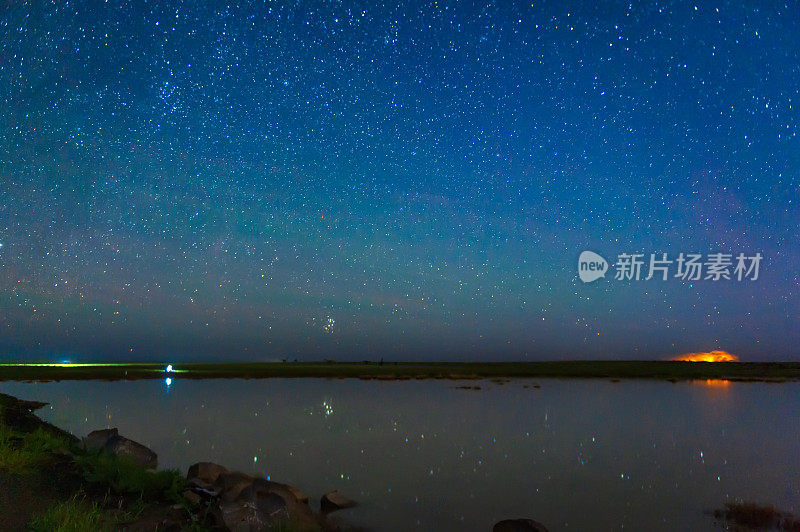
[166,364,173,373]
[165,377,172,386]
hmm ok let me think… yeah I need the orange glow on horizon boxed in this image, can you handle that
[700,379,732,387]
[671,350,739,362]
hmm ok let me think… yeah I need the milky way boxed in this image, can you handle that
[1,2,798,361]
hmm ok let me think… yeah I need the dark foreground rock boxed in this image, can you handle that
[183,462,354,531]
[104,434,158,468]
[494,518,550,532]
[320,490,358,513]
[216,478,314,531]
[187,461,230,488]
[713,501,800,530]
[216,471,256,502]
[82,428,158,468]
[83,428,119,452]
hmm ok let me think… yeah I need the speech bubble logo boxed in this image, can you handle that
[578,251,608,283]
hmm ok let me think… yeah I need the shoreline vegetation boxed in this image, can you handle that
[0,390,551,531]
[1,391,799,530]
[0,391,365,531]
[0,360,799,382]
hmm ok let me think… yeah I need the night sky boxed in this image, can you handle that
[1,1,798,362]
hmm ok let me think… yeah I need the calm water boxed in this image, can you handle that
[2,378,798,531]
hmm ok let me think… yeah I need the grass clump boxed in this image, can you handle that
[77,451,185,502]
[28,494,113,532]
[0,424,73,472]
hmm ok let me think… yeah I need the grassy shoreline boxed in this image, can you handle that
[0,392,195,531]
[0,360,799,382]
[0,391,366,531]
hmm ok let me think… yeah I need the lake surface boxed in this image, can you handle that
[1,378,798,531]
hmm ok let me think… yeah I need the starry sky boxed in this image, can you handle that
[1,1,798,362]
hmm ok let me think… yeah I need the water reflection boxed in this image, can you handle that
[1,378,798,531]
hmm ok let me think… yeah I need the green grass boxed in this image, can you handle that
[27,492,148,532]
[77,451,185,501]
[0,394,207,530]
[0,360,799,382]
[0,398,181,500]
[0,422,73,472]
[28,494,113,532]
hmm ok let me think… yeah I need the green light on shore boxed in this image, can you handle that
[0,363,128,368]
[0,363,186,373]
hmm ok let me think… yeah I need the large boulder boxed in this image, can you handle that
[211,476,322,531]
[187,461,230,491]
[216,492,289,532]
[215,471,256,502]
[320,490,357,513]
[104,434,158,469]
[82,428,119,452]
[284,484,310,505]
[248,478,314,518]
[493,518,549,532]
[82,428,158,468]
[183,460,320,531]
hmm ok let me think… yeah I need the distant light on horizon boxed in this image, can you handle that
[700,379,733,387]
[0,363,129,368]
[671,350,739,362]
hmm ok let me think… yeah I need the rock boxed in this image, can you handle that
[493,518,549,532]
[251,492,291,522]
[104,435,158,469]
[284,484,309,505]
[82,428,158,468]
[320,490,357,513]
[212,477,320,531]
[217,493,289,532]
[182,490,202,506]
[250,479,314,516]
[213,480,305,532]
[187,483,219,499]
[187,461,230,489]
[215,471,255,502]
[83,428,119,452]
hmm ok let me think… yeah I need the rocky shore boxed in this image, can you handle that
[0,391,549,531]
[0,391,367,531]
[80,427,362,530]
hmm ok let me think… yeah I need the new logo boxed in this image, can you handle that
[578,251,608,283]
